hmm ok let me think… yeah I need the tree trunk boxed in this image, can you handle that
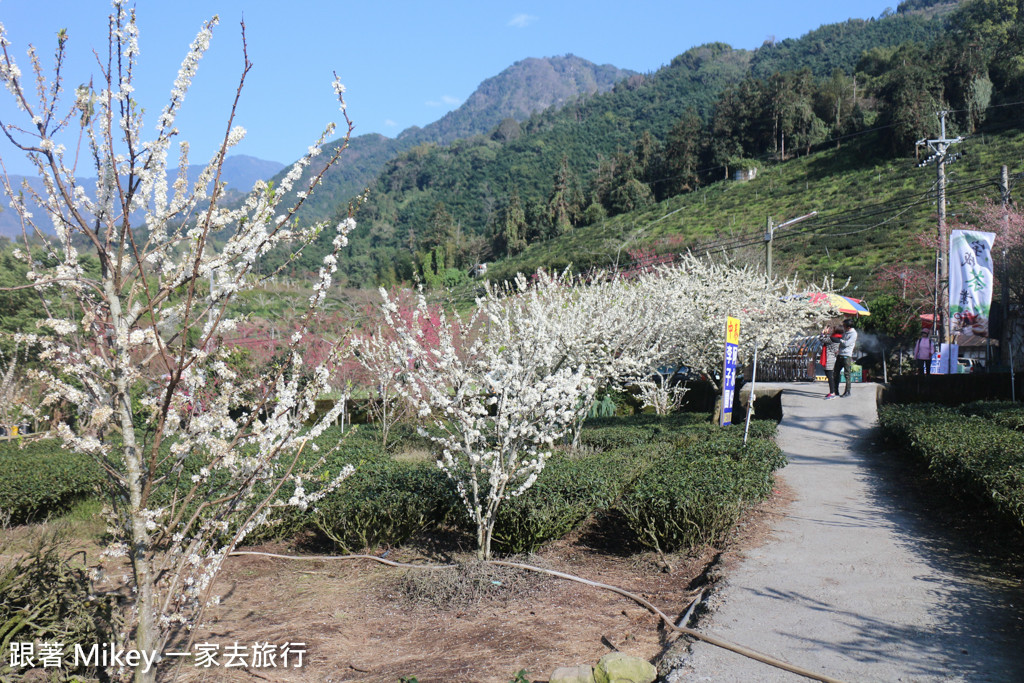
[108,281,159,683]
[121,388,158,683]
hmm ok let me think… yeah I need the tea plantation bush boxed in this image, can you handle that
[878,402,1024,526]
[311,459,456,552]
[617,428,785,552]
[0,440,103,523]
[490,443,673,554]
[1,416,788,557]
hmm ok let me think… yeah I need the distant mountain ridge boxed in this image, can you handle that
[0,155,285,237]
[412,55,638,145]
[272,55,638,225]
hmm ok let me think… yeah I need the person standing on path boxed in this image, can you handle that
[837,318,857,397]
[914,329,934,375]
[819,326,843,399]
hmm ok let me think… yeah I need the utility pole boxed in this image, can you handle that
[764,211,818,280]
[1000,164,1016,400]
[917,111,964,351]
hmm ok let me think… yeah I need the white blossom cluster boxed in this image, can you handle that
[482,257,836,415]
[374,259,833,558]
[350,322,411,448]
[378,287,595,560]
[632,254,837,384]
[0,4,358,674]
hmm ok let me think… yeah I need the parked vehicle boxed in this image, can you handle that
[957,358,983,373]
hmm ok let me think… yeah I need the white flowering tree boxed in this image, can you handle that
[0,5,356,680]
[379,288,594,560]
[481,270,674,429]
[350,322,410,448]
[481,257,834,422]
[636,254,835,387]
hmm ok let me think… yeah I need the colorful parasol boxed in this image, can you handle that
[806,292,871,316]
[827,294,871,317]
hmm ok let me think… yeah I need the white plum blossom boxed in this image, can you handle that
[371,258,829,559]
[0,5,358,681]
[379,287,595,560]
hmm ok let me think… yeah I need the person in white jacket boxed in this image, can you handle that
[836,319,858,397]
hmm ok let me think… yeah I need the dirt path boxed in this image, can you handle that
[673,382,1024,682]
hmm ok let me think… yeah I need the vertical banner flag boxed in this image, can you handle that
[721,316,740,427]
[950,229,996,343]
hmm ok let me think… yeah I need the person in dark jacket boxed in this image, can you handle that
[819,326,843,399]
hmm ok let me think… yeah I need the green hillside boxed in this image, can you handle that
[254,0,1024,301]
[486,125,1024,293]
[276,5,953,285]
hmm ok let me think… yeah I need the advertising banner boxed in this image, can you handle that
[930,343,959,375]
[950,229,996,342]
[721,317,740,427]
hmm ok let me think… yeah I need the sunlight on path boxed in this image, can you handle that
[672,382,1024,683]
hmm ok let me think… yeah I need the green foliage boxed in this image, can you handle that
[0,411,786,558]
[879,402,1024,526]
[588,394,618,419]
[862,292,921,339]
[0,249,38,337]
[750,14,944,79]
[616,430,785,552]
[0,440,104,523]
[489,444,670,554]
[959,401,1024,432]
[0,530,120,680]
[147,0,1024,300]
[488,414,782,554]
[309,458,455,552]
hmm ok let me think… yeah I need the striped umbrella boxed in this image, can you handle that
[828,294,871,317]
[800,292,872,316]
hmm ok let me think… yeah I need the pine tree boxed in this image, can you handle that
[546,155,584,236]
[495,188,528,256]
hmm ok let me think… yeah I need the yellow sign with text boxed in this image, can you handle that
[725,316,740,345]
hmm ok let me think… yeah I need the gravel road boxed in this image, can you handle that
[671,382,1024,683]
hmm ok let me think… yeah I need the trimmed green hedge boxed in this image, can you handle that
[490,443,672,554]
[0,440,104,523]
[0,415,788,558]
[616,429,785,552]
[311,459,456,552]
[878,402,1024,526]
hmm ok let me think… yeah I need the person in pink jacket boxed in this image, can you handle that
[913,330,934,375]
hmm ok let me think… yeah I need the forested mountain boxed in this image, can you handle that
[268,55,636,227]
[271,2,968,287]
[417,55,638,145]
[251,0,1024,299]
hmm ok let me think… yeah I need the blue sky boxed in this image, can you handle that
[0,1,901,176]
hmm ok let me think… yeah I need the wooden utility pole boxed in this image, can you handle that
[917,111,963,346]
[1000,164,1016,400]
